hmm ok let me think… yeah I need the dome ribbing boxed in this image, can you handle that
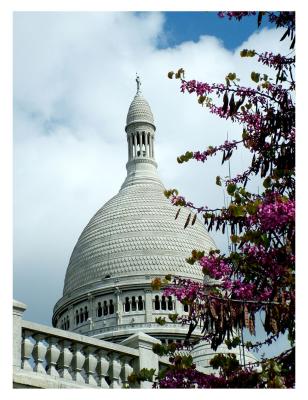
[126,92,155,128]
[63,183,216,296]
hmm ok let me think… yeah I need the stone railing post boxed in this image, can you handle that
[121,332,160,388]
[84,345,98,386]
[120,355,134,388]
[13,299,27,368]
[32,333,47,374]
[108,353,122,388]
[46,336,60,377]
[21,329,34,371]
[58,339,73,380]
[96,350,110,388]
[71,343,86,383]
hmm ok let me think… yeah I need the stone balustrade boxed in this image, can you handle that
[13,300,161,389]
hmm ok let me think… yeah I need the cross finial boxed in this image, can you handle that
[136,73,141,93]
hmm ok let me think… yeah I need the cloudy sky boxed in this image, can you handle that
[13,11,291,351]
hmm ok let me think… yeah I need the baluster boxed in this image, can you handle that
[71,343,85,383]
[96,350,110,388]
[109,353,122,388]
[84,345,98,386]
[58,339,73,380]
[21,329,34,371]
[32,333,47,374]
[120,355,134,388]
[46,336,60,377]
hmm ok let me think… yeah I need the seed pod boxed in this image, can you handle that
[248,315,255,335]
[191,213,197,226]
[244,304,249,327]
[184,213,191,229]
[209,302,218,319]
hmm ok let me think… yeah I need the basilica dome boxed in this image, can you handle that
[63,182,215,296]
[53,77,216,342]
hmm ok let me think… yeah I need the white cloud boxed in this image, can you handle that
[13,12,291,324]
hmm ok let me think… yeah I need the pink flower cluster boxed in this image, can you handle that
[258,52,295,68]
[218,12,256,20]
[164,279,203,303]
[199,254,232,280]
[248,193,295,231]
[230,280,255,300]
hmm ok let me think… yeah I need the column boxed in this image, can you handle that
[133,133,137,158]
[87,294,93,321]
[129,135,133,159]
[121,332,161,388]
[13,299,27,369]
[137,132,141,157]
[152,134,155,158]
[144,289,153,323]
[145,132,149,157]
[150,135,153,158]
[115,287,122,325]
[68,305,74,330]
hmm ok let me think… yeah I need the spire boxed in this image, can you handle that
[136,73,141,94]
[121,77,162,189]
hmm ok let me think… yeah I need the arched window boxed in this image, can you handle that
[161,296,167,310]
[138,296,143,311]
[132,296,137,311]
[183,304,189,312]
[97,302,102,317]
[75,310,79,325]
[84,306,89,321]
[67,317,70,329]
[125,297,130,312]
[109,299,114,315]
[154,295,160,310]
[80,308,84,323]
[103,301,108,316]
[168,296,173,311]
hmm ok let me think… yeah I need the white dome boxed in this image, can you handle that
[53,83,217,345]
[126,92,155,128]
[63,182,216,296]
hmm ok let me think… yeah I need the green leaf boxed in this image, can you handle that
[227,72,236,81]
[251,71,260,83]
[167,71,174,79]
[216,176,222,186]
[240,49,256,57]
[198,95,206,104]
[155,317,166,326]
[168,313,179,323]
[232,205,245,217]
[227,183,237,195]
[263,176,271,188]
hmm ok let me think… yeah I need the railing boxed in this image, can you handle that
[13,300,161,389]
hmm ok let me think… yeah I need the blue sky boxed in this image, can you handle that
[159,12,272,50]
[13,11,291,359]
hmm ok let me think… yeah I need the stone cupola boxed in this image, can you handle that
[122,75,161,189]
